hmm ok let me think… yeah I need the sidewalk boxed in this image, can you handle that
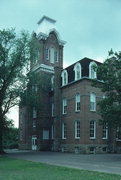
[5,150,121,175]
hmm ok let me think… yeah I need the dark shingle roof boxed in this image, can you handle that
[63,57,101,84]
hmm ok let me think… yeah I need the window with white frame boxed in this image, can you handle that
[52,103,54,117]
[32,107,37,118]
[62,98,67,114]
[90,120,96,139]
[33,119,36,128]
[75,121,80,139]
[90,93,96,111]
[34,49,40,64]
[74,63,81,80]
[61,70,68,86]
[89,61,97,79]
[62,123,67,139]
[43,130,49,140]
[50,47,54,63]
[54,50,58,62]
[51,76,54,91]
[32,84,38,93]
[45,47,50,60]
[116,126,121,140]
[51,125,54,139]
[75,93,80,111]
[102,123,108,139]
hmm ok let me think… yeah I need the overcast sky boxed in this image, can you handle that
[1,0,121,127]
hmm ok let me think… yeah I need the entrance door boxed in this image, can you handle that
[32,135,37,150]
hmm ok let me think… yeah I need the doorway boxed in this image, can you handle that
[32,135,37,150]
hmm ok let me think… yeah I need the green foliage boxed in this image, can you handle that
[20,71,51,109]
[0,28,32,153]
[3,127,18,149]
[93,50,121,127]
[0,28,31,115]
[0,157,121,180]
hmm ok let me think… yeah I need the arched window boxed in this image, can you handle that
[90,93,96,111]
[61,70,68,86]
[50,47,54,63]
[74,63,81,80]
[89,61,97,79]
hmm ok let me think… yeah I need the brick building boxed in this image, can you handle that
[19,16,121,153]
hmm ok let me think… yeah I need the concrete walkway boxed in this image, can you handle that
[5,150,121,175]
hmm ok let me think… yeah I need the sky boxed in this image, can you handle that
[1,0,121,127]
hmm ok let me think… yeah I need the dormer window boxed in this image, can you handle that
[74,63,81,80]
[89,61,97,79]
[61,70,68,86]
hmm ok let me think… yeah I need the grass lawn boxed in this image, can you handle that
[0,157,121,180]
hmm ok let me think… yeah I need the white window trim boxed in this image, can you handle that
[102,123,108,139]
[90,93,96,111]
[51,125,54,140]
[45,47,50,60]
[32,107,37,118]
[75,120,80,139]
[62,123,67,139]
[54,50,58,62]
[50,47,54,64]
[52,103,54,117]
[75,93,81,112]
[51,76,54,91]
[89,61,97,79]
[43,130,49,140]
[90,120,96,139]
[62,98,67,114]
[73,63,81,81]
[61,70,68,86]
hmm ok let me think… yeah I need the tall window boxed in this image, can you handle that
[89,61,97,79]
[52,103,54,117]
[62,123,67,139]
[74,63,81,80]
[75,93,80,111]
[61,70,68,86]
[116,126,121,140]
[54,51,58,62]
[75,121,80,139]
[50,47,54,63]
[51,125,54,140]
[90,120,96,139]
[32,107,37,118]
[102,123,108,139]
[90,93,96,111]
[62,98,67,114]
[43,130,49,140]
[51,76,54,91]
[33,119,36,128]
[45,47,49,60]
[32,84,38,93]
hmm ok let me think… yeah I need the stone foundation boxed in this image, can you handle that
[60,144,109,154]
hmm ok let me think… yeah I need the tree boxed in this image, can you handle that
[93,50,121,128]
[20,72,51,109]
[0,29,31,154]
[3,118,18,149]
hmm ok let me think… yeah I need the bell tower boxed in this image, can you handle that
[31,16,66,72]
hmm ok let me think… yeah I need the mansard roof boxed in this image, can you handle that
[63,57,101,84]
